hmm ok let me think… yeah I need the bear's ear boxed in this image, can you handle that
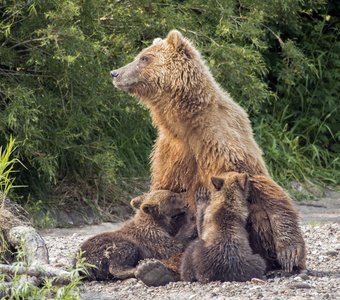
[211,176,225,191]
[152,37,162,45]
[141,203,158,215]
[130,195,145,209]
[237,173,249,191]
[166,30,193,58]
[167,30,183,48]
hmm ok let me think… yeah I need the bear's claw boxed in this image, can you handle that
[277,244,305,272]
[195,187,211,205]
[135,259,178,287]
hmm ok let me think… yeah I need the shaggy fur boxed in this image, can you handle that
[112,30,267,201]
[79,190,186,281]
[181,173,266,283]
[247,175,306,271]
[111,30,306,279]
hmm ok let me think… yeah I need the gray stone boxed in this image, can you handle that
[289,282,312,289]
[325,250,338,257]
[298,273,310,280]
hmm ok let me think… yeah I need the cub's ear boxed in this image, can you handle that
[211,176,225,191]
[130,195,145,209]
[237,173,249,191]
[141,203,158,215]
[166,30,193,58]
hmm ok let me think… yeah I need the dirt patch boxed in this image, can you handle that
[297,191,340,224]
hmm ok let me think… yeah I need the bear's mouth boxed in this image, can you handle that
[112,74,140,91]
[112,81,133,91]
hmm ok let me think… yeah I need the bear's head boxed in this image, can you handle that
[111,30,206,102]
[130,190,188,235]
[206,172,250,223]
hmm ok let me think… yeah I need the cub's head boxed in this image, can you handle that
[130,190,188,235]
[208,172,250,220]
[110,30,202,100]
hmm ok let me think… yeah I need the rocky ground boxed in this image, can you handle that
[41,191,340,300]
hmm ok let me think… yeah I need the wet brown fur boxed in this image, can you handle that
[79,190,186,281]
[181,172,266,282]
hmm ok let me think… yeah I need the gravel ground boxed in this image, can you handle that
[41,191,340,300]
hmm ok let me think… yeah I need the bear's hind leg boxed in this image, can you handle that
[135,258,180,286]
[249,176,306,272]
[107,240,140,280]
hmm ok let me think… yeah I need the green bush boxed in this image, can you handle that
[0,1,155,204]
[0,0,339,208]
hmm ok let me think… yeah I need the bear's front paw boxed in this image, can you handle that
[135,259,178,287]
[277,244,306,272]
[195,187,211,205]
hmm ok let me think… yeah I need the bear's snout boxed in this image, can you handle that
[110,61,142,92]
[110,70,119,78]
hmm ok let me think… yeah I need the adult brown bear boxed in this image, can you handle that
[111,30,306,285]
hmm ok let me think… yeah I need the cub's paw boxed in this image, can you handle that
[135,259,178,287]
[195,188,211,205]
[277,244,306,272]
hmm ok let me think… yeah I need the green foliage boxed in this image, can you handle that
[0,0,339,207]
[0,252,87,300]
[0,0,154,203]
[0,136,19,204]
[0,136,16,261]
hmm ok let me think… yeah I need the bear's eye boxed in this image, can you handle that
[140,56,149,63]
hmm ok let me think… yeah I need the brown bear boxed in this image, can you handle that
[78,190,187,281]
[111,30,306,285]
[181,172,266,283]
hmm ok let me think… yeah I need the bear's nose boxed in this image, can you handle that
[110,70,119,78]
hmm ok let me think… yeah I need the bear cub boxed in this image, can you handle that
[79,190,187,281]
[181,172,266,283]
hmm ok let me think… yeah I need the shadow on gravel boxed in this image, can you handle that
[306,269,340,278]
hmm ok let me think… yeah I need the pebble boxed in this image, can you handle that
[289,282,312,289]
[297,273,310,280]
[251,278,266,284]
[293,276,302,281]
[325,250,337,256]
